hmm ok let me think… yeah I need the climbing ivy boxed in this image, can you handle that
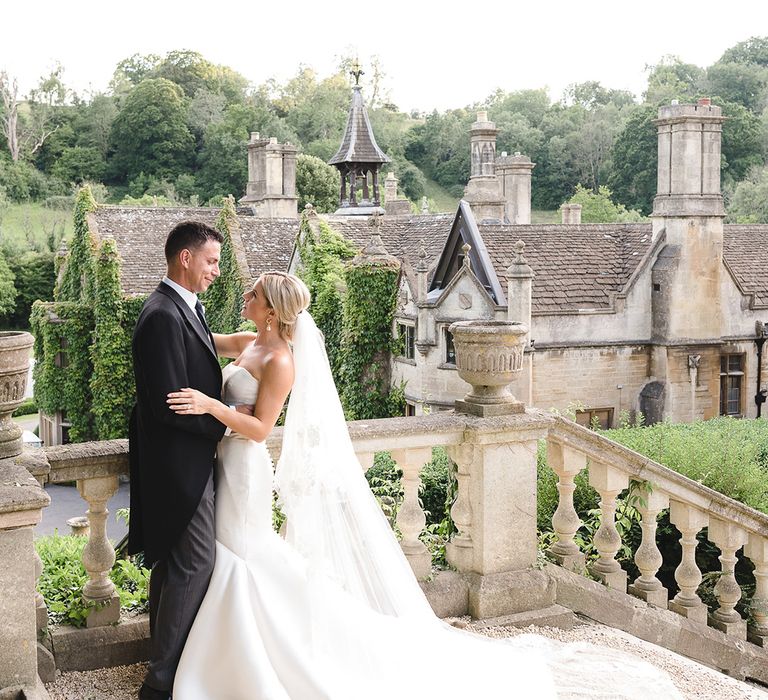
[340,258,402,419]
[57,185,97,304]
[294,213,405,420]
[90,239,135,439]
[31,301,95,441]
[295,216,356,383]
[200,195,243,334]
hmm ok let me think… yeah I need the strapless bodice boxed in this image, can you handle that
[222,363,259,405]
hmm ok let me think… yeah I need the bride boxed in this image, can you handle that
[167,271,683,699]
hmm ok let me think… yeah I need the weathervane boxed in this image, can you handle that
[350,60,364,86]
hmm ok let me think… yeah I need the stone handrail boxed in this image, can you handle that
[545,413,768,646]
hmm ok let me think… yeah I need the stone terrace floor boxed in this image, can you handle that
[46,618,768,699]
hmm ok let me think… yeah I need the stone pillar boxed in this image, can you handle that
[384,171,398,203]
[0,461,49,696]
[587,460,629,591]
[390,447,432,580]
[546,440,587,572]
[77,476,121,626]
[239,134,299,218]
[560,203,582,224]
[668,500,709,625]
[708,518,748,638]
[463,111,505,223]
[745,533,768,647]
[505,241,533,330]
[415,242,433,354]
[0,332,49,696]
[650,100,725,343]
[628,487,669,608]
[496,152,535,224]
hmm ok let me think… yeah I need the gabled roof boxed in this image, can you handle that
[479,222,654,312]
[723,225,768,308]
[90,206,298,296]
[429,200,506,305]
[326,212,453,272]
[328,86,390,166]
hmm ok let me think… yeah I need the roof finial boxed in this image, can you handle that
[462,242,472,270]
[417,239,428,272]
[513,240,527,264]
[350,60,364,86]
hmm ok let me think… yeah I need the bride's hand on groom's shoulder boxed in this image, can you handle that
[167,388,213,416]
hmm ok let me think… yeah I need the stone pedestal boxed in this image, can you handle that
[0,332,34,459]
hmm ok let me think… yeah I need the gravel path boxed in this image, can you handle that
[46,620,768,699]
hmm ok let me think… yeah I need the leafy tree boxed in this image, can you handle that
[296,154,339,212]
[705,62,768,113]
[196,102,297,201]
[152,50,218,99]
[108,78,194,182]
[644,56,705,105]
[51,146,106,184]
[719,36,768,68]
[726,166,768,223]
[607,105,659,214]
[568,184,644,222]
[719,99,765,186]
[0,253,18,318]
[0,251,54,328]
[75,94,118,157]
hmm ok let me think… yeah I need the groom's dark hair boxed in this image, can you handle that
[165,221,224,263]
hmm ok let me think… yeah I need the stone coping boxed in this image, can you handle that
[0,458,50,520]
[549,414,768,536]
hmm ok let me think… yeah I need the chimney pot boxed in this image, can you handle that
[698,97,711,106]
[476,110,488,122]
[671,99,679,106]
[501,151,508,157]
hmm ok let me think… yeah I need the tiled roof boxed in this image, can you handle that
[328,86,390,166]
[90,207,299,296]
[723,225,768,307]
[476,223,654,313]
[237,218,298,282]
[326,213,454,272]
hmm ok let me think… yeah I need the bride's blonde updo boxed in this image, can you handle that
[256,271,311,341]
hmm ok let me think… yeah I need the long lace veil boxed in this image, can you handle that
[274,311,435,621]
[273,312,686,700]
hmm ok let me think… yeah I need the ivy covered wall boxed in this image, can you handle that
[33,186,243,442]
[295,213,405,420]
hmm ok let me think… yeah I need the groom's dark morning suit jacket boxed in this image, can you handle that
[128,282,226,567]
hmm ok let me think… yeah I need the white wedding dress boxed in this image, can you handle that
[174,314,683,700]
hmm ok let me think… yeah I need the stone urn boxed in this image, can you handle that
[449,320,528,417]
[0,331,34,459]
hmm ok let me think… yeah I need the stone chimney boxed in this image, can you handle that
[383,172,412,216]
[463,111,505,223]
[240,133,299,218]
[650,98,726,343]
[496,152,535,224]
[560,203,582,224]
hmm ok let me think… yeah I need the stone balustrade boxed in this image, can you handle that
[3,316,768,689]
[546,415,768,648]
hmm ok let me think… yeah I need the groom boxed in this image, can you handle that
[128,220,227,700]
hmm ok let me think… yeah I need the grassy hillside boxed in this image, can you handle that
[421,178,459,214]
[0,203,72,253]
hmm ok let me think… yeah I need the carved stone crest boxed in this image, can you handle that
[458,293,473,310]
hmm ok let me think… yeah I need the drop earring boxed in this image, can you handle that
[266,317,272,332]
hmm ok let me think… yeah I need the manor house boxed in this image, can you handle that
[83,89,768,431]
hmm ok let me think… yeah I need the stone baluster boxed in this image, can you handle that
[668,500,709,625]
[390,447,432,581]
[745,533,768,647]
[628,487,669,608]
[588,460,629,591]
[708,518,748,638]
[0,459,49,695]
[546,440,586,572]
[77,475,121,627]
[445,443,474,573]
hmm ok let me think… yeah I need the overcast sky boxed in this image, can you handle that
[3,0,766,112]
